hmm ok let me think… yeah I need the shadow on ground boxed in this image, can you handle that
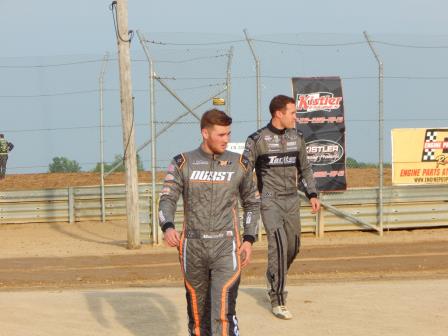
[240,287,271,312]
[84,291,181,336]
[50,223,127,248]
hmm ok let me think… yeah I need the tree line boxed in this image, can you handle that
[48,155,390,173]
[48,155,144,173]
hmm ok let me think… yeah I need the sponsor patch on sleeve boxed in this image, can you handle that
[161,186,171,196]
[167,164,175,173]
[240,154,250,171]
[164,173,175,182]
[173,153,186,169]
[159,210,166,223]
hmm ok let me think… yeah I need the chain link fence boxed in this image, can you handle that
[1,32,447,191]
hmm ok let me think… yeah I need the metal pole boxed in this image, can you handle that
[363,31,384,236]
[226,46,234,116]
[155,77,201,121]
[136,31,159,245]
[244,29,263,242]
[243,29,261,129]
[99,52,109,223]
[104,88,226,177]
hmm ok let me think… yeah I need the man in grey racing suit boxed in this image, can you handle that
[159,109,260,336]
[244,95,320,320]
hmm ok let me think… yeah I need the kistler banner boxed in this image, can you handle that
[292,77,347,191]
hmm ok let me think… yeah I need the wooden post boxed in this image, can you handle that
[115,0,140,249]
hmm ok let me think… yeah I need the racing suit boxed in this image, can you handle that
[158,146,260,336]
[244,121,317,307]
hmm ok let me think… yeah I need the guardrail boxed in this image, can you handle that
[0,184,447,238]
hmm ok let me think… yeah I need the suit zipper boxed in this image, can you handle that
[210,156,215,231]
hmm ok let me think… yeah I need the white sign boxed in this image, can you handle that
[227,142,245,154]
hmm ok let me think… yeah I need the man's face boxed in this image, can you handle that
[202,124,231,154]
[277,103,297,129]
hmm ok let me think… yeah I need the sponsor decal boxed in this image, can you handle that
[218,160,232,166]
[421,129,448,168]
[161,186,171,196]
[287,141,296,146]
[297,116,344,124]
[273,135,280,143]
[203,233,225,239]
[267,143,280,152]
[264,135,273,141]
[167,164,175,172]
[190,170,235,182]
[158,210,166,223]
[164,173,175,182]
[246,211,252,224]
[268,155,297,165]
[313,170,345,178]
[296,92,342,113]
[306,139,344,165]
[192,160,209,165]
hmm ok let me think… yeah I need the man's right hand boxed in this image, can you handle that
[163,228,180,247]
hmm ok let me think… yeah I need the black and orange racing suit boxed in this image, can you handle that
[158,146,260,336]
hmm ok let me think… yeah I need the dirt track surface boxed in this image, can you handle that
[1,222,447,336]
[1,240,447,290]
[2,280,448,336]
[0,168,391,191]
[0,221,447,290]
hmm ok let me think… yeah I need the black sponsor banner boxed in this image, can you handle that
[292,76,347,191]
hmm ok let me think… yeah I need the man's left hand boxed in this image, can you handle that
[239,241,253,268]
[310,197,320,214]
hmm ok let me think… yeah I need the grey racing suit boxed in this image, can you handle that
[244,121,318,307]
[158,146,260,336]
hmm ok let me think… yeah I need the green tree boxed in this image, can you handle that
[48,156,82,173]
[91,154,144,173]
[346,157,389,168]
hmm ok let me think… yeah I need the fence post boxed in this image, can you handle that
[363,31,384,236]
[244,29,263,242]
[68,187,75,223]
[99,52,109,223]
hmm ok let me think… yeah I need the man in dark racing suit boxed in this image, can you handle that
[244,95,320,320]
[159,109,260,335]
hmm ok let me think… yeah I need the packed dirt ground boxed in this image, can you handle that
[0,167,392,191]
[0,220,447,290]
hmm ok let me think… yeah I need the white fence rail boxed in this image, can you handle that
[1,184,447,238]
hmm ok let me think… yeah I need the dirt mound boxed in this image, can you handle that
[0,168,391,191]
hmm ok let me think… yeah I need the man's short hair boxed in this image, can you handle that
[200,109,232,130]
[269,95,296,116]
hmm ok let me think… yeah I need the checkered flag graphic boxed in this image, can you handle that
[422,130,437,161]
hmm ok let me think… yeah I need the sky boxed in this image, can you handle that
[1,0,448,173]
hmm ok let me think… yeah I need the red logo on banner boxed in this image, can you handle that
[296,92,342,113]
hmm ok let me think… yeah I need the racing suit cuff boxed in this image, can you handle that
[243,235,255,245]
[161,222,175,233]
[307,192,318,200]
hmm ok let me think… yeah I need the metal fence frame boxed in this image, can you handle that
[1,185,447,239]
